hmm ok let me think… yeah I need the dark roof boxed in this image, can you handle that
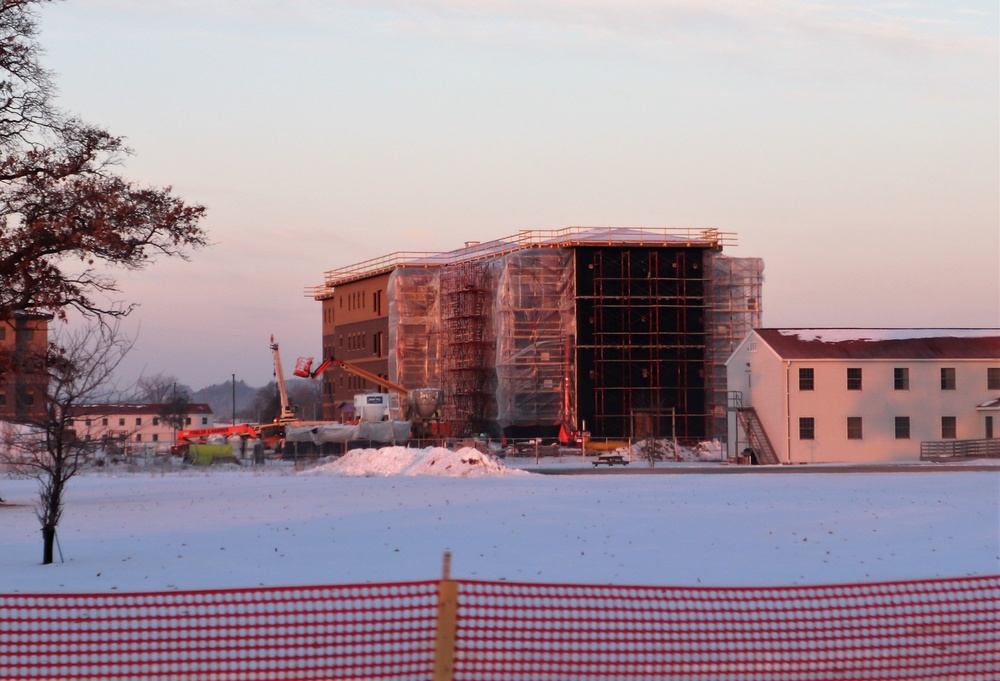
[753,329,1000,361]
[69,403,213,416]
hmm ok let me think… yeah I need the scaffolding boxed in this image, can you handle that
[576,246,711,441]
[706,256,764,439]
[440,261,497,437]
[494,249,577,437]
[387,268,442,393]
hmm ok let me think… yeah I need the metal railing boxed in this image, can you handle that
[306,226,736,295]
[920,438,1000,460]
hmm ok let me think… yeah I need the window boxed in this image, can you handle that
[135,417,142,426]
[0,394,6,406]
[119,418,125,426]
[895,416,910,439]
[894,367,909,390]
[847,367,862,390]
[987,416,994,439]
[135,434,142,442]
[201,417,208,425]
[798,368,814,391]
[153,417,159,426]
[941,367,956,390]
[799,417,815,440]
[85,419,91,427]
[941,416,956,439]
[152,434,159,442]
[847,417,863,440]
[102,418,109,426]
[989,368,1000,390]
[185,417,191,425]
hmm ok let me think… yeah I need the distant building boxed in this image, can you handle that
[310,227,764,442]
[726,329,1000,463]
[69,403,214,453]
[0,312,51,423]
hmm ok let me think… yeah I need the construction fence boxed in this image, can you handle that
[3,573,998,680]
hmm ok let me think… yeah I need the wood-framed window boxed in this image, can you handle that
[799,417,815,440]
[941,367,956,390]
[941,416,956,439]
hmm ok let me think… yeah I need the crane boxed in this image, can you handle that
[269,335,299,423]
[327,357,408,397]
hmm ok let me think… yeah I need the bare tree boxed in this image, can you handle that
[1,322,132,564]
[159,386,193,433]
[252,382,281,424]
[135,373,182,404]
[0,1,207,323]
[288,379,321,421]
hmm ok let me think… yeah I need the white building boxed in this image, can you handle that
[726,329,1000,464]
[69,403,215,454]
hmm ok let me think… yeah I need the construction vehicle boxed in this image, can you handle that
[171,423,258,458]
[269,335,302,424]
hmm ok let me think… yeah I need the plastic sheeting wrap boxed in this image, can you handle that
[285,421,410,444]
[708,255,764,436]
[285,423,359,444]
[387,268,441,392]
[493,249,576,430]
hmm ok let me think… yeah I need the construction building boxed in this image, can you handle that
[309,227,763,444]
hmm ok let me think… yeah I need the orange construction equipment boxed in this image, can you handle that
[172,423,258,455]
[328,357,408,397]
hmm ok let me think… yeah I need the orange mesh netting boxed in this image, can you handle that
[1,575,997,680]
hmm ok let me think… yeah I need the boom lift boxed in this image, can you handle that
[269,335,300,423]
[328,358,408,397]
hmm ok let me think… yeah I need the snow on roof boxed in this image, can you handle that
[777,329,999,343]
[754,328,1000,360]
[70,403,214,416]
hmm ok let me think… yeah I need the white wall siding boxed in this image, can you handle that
[727,330,1000,464]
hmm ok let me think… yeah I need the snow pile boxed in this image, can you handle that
[307,446,527,478]
[617,439,724,463]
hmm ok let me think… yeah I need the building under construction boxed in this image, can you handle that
[309,227,763,444]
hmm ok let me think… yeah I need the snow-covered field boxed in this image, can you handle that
[1,446,997,594]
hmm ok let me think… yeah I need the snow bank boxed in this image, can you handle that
[306,446,528,478]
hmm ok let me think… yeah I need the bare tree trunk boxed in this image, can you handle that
[41,525,55,565]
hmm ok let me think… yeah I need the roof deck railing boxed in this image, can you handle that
[307,226,735,297]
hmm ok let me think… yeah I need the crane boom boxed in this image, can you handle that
[269,335,298,422]
[331,357,408,396]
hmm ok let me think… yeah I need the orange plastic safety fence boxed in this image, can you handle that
[1,576,997,680]
[453,576,1000,680]
[0,581,439,680]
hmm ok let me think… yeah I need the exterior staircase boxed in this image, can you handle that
[728,392,780,465]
